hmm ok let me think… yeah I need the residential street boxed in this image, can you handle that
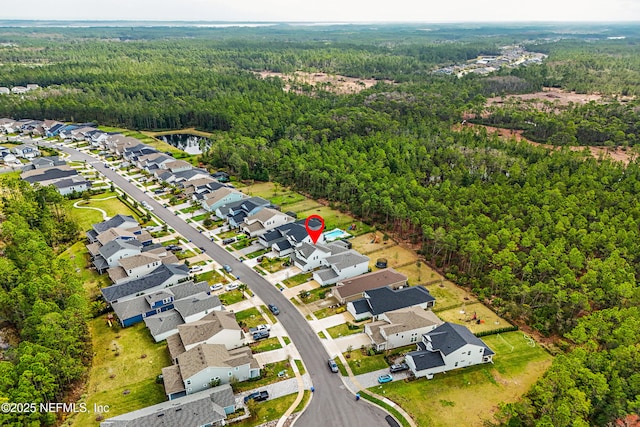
[56,144,391,427]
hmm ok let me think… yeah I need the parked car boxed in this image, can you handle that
[378,374,393,384]
[210,283,223,291]
[252,330,270,341]
[249,324,270,333]
[268,304,280,315]
[222,238,236,245]
[189,265,203,273]
[225,283,239,291]
[389,362,409,373]
[223,264,233,273]
[244,390,269,404]
[166,245,182,252]
[328,359,339,373]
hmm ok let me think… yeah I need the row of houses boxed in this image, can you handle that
[86,214,261,412]
[20,158,92,195]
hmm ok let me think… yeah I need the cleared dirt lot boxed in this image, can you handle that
[256,71,391,95]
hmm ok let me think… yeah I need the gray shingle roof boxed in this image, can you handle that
[324,250,369,271]
[99,239,142,261]
[93,214,138,233]
[353,286,435,316]
[427,322,493,356]
[407,348,446,370]
[101,385,232,427]
[173,293,222,319]
[101,264,189,303]
[145,310,184,338]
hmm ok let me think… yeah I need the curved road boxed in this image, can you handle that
[59,146,391,427]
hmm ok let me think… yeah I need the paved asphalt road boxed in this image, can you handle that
[59,146,391,427]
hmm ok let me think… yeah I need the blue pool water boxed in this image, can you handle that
[324,228,351,241]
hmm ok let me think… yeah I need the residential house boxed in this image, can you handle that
[110,281,215,327]
[241,208,293,238]
[291,241,348,272]
[107,253,164,284]
[45,123,66,137]
[0,87,9,95]
[405,322,495,380]
[21,165,90,195]
[101,263,189,304]
[214,197,269,224]
[166,311,244,362]
[365,307,443,351]
[0,118,18,133]
[258,220,303,250]
[70,126,98,141]
[333,268,408,304]
[145,310,186,342]
[93,239,143,273]
[173,293,225,324]
[170,168,213,185]
[11,144,40,159]
[57,124,79,140]
[86,214,140,243]
[201,187,244,213]
[212,171,229,182]
[162,343,260,400]
[123,144,158,162]
[312,247,370,286]
[11,86,27,94]
[162,159,192,174]
[100,384,235,427]
[347,286,436,321]
[52,176,92,196]
[137,153,174,172]
[28,156,66,169]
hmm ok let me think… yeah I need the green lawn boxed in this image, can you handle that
[296,205,373,237]
[299,285,332,304]
[378,331,553,427]
[326,323,363,339]
[235,307,267,329]
[193,269,226,285]
[231,238,255,250]
[246,248,271,259]
[345,350,388,375]
[294,359,306,376]
[282,272,313,288]
[218,290,245,306]
[255,257,288,273]
[232,361,293,393]
[269,192,306,207]
[233,394,297,427]
[249,337,282,353]
[70,320,170,427]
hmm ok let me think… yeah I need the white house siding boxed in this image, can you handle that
[58,183,89,196]
[384,325,439,349]
[181,304,224,324]
[106,249,141,267]
[184,330,244,352]
[126,261,162,280]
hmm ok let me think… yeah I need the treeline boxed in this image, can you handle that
[479,99,640,147]
[0,180,89,426]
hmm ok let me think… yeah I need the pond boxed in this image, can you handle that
[158,134,210,154]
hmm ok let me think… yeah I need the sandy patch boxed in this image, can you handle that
[256,70,393,95]
[487,87,606,108]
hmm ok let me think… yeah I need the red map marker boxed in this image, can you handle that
[304,214,325,244]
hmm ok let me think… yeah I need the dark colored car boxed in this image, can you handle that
[222,238,236,245]
[244,390,269,404]
[389,362,409,373]
[328,359,339,373]
[252,330,270,340]
[268,304,280,315]
[223,264,233,273]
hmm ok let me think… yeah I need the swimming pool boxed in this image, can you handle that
[323,228,351,242]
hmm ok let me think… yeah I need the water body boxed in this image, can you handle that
[158,134,210,155]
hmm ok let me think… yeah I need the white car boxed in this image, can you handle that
[225,283,239,291]
[189,265,203,273]
[210,283,223,291]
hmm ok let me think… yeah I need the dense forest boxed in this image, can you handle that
[1,23,639,426]
[0,180,89,426]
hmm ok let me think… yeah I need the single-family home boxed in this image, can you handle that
[100,384,236,427]
[52,176,92,196]
[110,281,215,327]
[145,310,185,342]
[45,123,66,137]
[0,87,9,95]
[11,144,40,159]
[166,311,244,362]
[107,253,164,284]
[86,214,140,243]
[214,196,268,224]
[173,292,225,324]
[93,239,143,273]
[212,171,229,182]
[162,343,260,400]
[312,248,370,286]
[21,165,76,185]
[0,118,18,133]
[405,322,495,379]
[57,124,79,140]
[11,86,27,94]
[291,241,349,272]
[162,159,193,174]
[241,208,294,238]
[365,307,444,351]
[333,268,408,304]
[123,144,158,162]
[101,263,190,304]
[29,156,66,169]
[347,285,436,321]
[201,187,244,213]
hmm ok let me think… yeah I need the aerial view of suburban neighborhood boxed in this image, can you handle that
[0,9,639,427]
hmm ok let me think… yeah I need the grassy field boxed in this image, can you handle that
[345,350,388,375]
[281,198,323,213]
[59,242,111,299]
[365,245,419,270]
[378,331,553,427]
[219,290,245,306]
[350,232,393,255]
[435,303,512,335]
[249,337,282,353]
[282,273,313,288]
[296,205,372,236]
[70,320,170,427]
[428,280,478,310]
[65,192,141,231]
[232,361,293,393]
[326,323,363,339]
[395,261,443,286]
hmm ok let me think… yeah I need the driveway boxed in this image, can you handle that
[52,142,391,427]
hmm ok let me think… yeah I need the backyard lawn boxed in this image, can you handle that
[232,361,293,393]
[344,349,389,376]
[233,394,298,427]
[296,205,372,236]
[70,320,170,427]
[377,331,553,427]
[428,280,478,310]
[366,245,419,270]
[350,232,393,255]
[395,261,443,287]
[235,307,267,329]
[59,242,111,299]
[326,323,364,339]
[435,303,511,335]
[280,198,323,214]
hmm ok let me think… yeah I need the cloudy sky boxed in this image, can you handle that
[4,0,640,22]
